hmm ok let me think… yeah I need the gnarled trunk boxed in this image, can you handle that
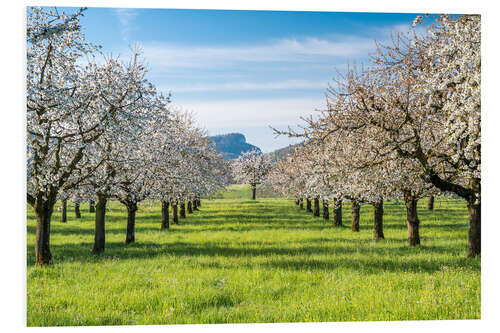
[93,194,107,254]
[322,200,329,220]
[172,202,179,224]
[161,200,169,230]
[404,193,420,246]
[34,194,56,266]
[299,198,303,209]
[74,202,81,218]
[180,201,186,218]
[428,196,434,210]
[125,201,138,245]
[467,200,481,258]
[333,198,342,227]
[306,198,312,213]
[373,199,384,240]
[89,200,95,213]
[251,184,257,200]
[313,197,320,217]
[351,200,360,232]
[61,200,67,223]
[187,201,193,214]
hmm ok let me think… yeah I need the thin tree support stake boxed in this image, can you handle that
[61,200,67,223]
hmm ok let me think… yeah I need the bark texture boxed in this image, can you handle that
[313,197,320,217]
[351,200,360,232]
[428,196,434,210]
[161,200,169,230]
[34,193,57,266]
[180,201,186,218]
[333,198,342,227]
[373,199,385,240]
[92,194,107,254]
[172,203,179,224]
[125,201,138,245]
[404,193,420,246]
[467,200,481,258]
[323,200,329,220]
[74,202,81,218]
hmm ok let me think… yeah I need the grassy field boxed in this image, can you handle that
[27,185,480,326]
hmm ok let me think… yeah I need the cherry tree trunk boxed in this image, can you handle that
[125,201,138,245]
[161,200,169,230]
[428,196,434,210]
[172,203,179,224]
[404,194,420,246]
[306,198,312,213]
[74,202,81,218]
[295,199,300,205]
[193,199,198,211]
[89,200,95,213]
[34,194,57,266]
[467,200,481,258]
[323,200,329,220]
[333,198,342,227]
[373,199,385,240]
[251,184,257,200]
[351,200,360,232]
[180,201,186,218]
[61,200,67,223]
[197,197,201,207]
[187,201,193,214]
[299,198,303,209]
[313,197,320,217]
[92,194,107,254]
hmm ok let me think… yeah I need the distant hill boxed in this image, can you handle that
[268,142,303,162]
[209,133,261,160]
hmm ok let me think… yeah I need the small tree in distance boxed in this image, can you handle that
[232,149,273,200]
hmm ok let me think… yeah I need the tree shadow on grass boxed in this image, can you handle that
[27,198,474,274]
[29,214,468,240]
[27,238,480,274]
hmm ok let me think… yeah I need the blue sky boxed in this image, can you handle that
[71,7,422,151]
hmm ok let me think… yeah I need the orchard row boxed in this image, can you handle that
[27,7,229,266]
[267,15,480,258]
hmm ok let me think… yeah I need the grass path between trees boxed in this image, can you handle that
[27,187,480,326]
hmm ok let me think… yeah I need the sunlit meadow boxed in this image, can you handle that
[27,185,480,326]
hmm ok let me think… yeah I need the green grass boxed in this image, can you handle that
[27,187,480,326]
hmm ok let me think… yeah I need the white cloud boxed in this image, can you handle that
[160,79,328,93]
[139,36,378,70]
[114,8,139,41]
[174,97,326,130]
